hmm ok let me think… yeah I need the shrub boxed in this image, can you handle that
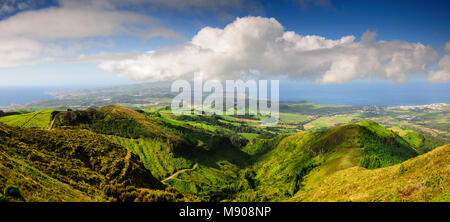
[359,155,382,169]
[230,134,248,148]
[3,185,25,201]
[398,165,407,175]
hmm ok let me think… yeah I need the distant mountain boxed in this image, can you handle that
[0,82,175,111]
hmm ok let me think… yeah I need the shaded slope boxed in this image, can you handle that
[0,122,167,201]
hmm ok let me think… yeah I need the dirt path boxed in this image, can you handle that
[119,149,132,179]
[162,163,198,183]
[48,118,55,130]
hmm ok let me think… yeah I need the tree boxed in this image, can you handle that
[230,134,248,148]
[359,155,382,169]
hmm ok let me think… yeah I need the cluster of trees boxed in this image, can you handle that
[0,110,24,117]
[360,128,417,168]
[230,134,248,148]
[359,155,382,169]
[53,108,155,139]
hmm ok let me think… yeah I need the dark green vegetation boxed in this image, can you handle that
[234,120,419,201]
[0,104,448,202]
[0,120,195,202]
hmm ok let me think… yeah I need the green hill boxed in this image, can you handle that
[52,105,184,141]
[0,122,196,202]
[236,120,419,201]
[290,143,449,202]
[51,105,250,201]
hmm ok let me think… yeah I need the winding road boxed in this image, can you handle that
[162,163,199,183]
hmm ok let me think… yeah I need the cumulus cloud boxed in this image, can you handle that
[0,6,152,40]
[99,16,438,83]
[0,0,182,67]
[428,42,450,83]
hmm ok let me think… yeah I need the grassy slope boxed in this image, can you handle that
[0,110,53,129]
[0,122,198,202]
[237,120,418,201]
[0,144,95,202]
[109,136,194,180]
[290,144,449,202]
[389,126,448,154]
[302,147,362,189]
[52,105,250,201]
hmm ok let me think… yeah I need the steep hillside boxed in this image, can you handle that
[51,105,250,201]
[290,144,450,202]
[236,120,418,201]
[109,136,195,180]
[52,105,183,141]
[390,126,448,154]
[0,122,196,202]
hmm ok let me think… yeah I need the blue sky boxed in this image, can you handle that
[0,0,449,86]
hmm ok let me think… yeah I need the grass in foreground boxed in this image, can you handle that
[290,144,449,202]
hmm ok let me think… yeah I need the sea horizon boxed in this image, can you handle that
[1,81,449,108]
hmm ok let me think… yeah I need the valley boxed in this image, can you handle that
[0,102,448,202]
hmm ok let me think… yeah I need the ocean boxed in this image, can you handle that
[279,80,450,106]
[0,81,449,108]
[0,86,56,107]
[0,85,102,107]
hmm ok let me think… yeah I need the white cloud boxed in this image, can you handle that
[99,16,438,83]
[0,0,182,67]
[0,7,153,40]
[428,42,450,83]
